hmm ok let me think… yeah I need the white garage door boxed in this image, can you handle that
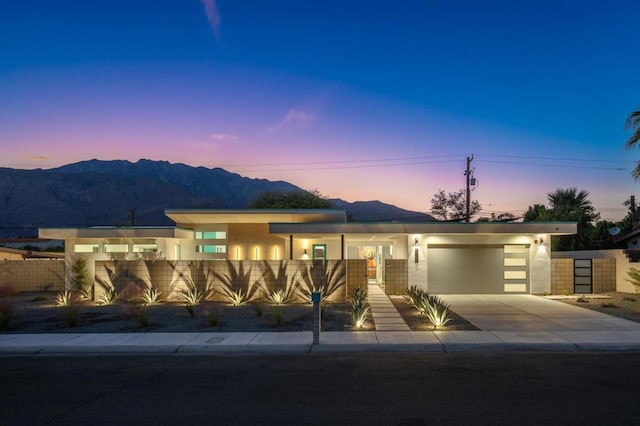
[427,244,529,294]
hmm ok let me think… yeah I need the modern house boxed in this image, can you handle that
[38,209,576,301]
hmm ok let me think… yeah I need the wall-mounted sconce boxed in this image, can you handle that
[304,248,308,255]
[414,237,419,246]
[539,237,544,246]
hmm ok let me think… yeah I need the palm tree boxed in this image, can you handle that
[547,188,596,220]
[625,109,640,180]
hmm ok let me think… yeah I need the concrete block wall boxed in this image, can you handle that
[0,260,65,292]
[384,259,408,296]
[94,259,357,303]
[551,259,573,294]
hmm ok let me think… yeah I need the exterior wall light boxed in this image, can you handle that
[304,248,308,255]
[539,237,544,246]
[414,237,419,246]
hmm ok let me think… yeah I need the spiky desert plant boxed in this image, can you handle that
[404,285,425,307]
[227,289,247,306]
[181,286,203,306]
[56,290,76,307]
[424,295,452,329]
[262,260,298,303]
[268,289,289,306]
[98,287,118,305]
[414,291,438,315]
[349,286,370,328]
[140,287,162,305]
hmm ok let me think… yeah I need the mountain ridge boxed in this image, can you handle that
[0,159,432,237]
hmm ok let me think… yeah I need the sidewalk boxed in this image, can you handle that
[3,329,640,354]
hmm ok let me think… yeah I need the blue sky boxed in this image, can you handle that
[1,0,639,220]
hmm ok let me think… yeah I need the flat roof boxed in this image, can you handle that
[269,221,577,236]
[165,209,347,225]
[39,227,193,239]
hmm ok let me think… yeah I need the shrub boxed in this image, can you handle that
[251,301,264,317]
[185,304,196,318]
[404,285,425,307]
[0,299,14,329]
[272,307,284,326]
[62,306,80,327]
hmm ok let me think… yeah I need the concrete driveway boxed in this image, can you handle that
[439,294,640,332]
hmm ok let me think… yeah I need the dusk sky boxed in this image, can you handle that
[1,0,639,220]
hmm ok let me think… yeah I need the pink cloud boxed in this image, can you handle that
[267,108,316,132]
[200,0,221,40]
[210,133,239,142]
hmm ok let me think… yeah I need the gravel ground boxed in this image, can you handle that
[553,291,640,323]
[0,292,357,333]
[389,295,479,331]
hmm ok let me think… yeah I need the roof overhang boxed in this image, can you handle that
[38,227,193,239]
[165,209,347,225]
[269,221,577,236]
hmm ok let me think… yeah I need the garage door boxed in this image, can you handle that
[427,244,529,294]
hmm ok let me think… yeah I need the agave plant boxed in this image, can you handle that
[268,289,289,306]
[227,289,247,306]
[404,285,425,307]
[56,290,76,307]
[424,295,452,329]
[349,286,370,328]
[98,287,118,306]
[262,261,298,303]
[181,286,203,306]
[140,287,162,305]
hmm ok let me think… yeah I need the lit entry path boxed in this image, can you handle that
[367,285,410,331]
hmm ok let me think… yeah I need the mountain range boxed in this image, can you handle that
[0,159,432,237]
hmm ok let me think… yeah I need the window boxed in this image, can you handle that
[104,244,128,253]
[133,244,157,253]
[194,231,226,239]
[74,244,99,253]
[312,244,326,260]
[196,245,227,254]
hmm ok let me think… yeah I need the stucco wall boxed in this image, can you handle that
[0,260,65,292]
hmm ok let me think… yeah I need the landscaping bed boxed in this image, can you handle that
[0,292,355,333]
[552,291,640,323]
[389,295,479,331]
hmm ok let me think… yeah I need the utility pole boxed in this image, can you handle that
[465,155,473,223]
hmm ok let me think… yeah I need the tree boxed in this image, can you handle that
[624,108,640,180]
[430,189,481,221]
[248,189,334,209]
[523,188,600,251]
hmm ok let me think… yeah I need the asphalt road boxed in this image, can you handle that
[1,352,639,425]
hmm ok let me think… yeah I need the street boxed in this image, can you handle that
[1,352,639,425]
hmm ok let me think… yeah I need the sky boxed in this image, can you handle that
[1,0,639,221]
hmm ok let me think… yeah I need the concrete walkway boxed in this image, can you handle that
[3,295,640,354]
[367,284,410,331]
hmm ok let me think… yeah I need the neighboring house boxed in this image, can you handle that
[39,209,576,297]
[0,247,64,261]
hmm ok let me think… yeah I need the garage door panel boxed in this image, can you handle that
[427,245,529,294]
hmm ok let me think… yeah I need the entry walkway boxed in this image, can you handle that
[367,284,410,331]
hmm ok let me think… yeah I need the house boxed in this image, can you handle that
[38,209,576,301]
